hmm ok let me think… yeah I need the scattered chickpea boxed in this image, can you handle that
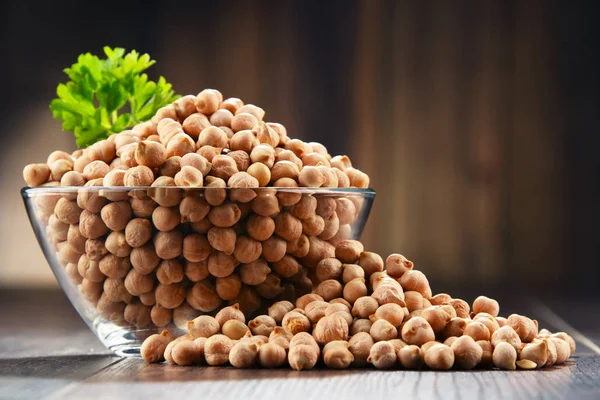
[140,330,173,363]
[23,163,51,187]
[343,278,367,304]
[313,314,349,345]
[401,317,435,346]
[350,319,373,336]
[221,319,250,340]
[472,296,500,317]
[398,345,424,369]
[450,335,482,369]
[204,334,234,366]
[258,342,287,368]
[172,339,205,366]
[491,325,522,352]
[424,344,455,370]
[368,341,397,369]
[268,301,294,324]
[282,310,311,335]
[284,343,317,371]
[507,314,538,343]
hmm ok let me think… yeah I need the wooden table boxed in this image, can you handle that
[1,289,599,400]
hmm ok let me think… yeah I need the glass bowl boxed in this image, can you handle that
[22,186,375,356]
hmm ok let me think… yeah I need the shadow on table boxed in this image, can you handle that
[0,354,119,380]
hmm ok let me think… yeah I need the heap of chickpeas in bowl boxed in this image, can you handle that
[22,88,575,369]
[21,89,375,355]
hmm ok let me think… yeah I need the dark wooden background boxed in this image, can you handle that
[1,0,599,297]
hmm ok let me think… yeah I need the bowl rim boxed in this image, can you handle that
[21,186,376,197]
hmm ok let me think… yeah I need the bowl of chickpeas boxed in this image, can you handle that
[22,185,374,355]
[22,89,375,356]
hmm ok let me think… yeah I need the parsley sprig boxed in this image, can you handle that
[50,47,179,147]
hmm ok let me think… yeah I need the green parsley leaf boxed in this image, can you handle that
[50,47,179,148]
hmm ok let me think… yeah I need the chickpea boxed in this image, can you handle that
[447,298,469,319]
[368,341,397,369]
[550,337,571,365]
[398,270,429,297]
[85,238,108,261]
[215,274,242,301]
[124,302,152,328]
[270,161,300,184]
[179,195,210,223]
[343,278,367,304]
[246,163,271,187]
[268,326,293,350]
[272,255,301,278]
[286,235,310,258]
[273,177,302,206]
[148,177,182,208]
[191,219,213,234]
[141,330,173,363]
[181,260,208,283]
[23,163,51,187]
[187,280,222,312]
[187,315,220,339]
[219,97,243,114]
[472,295,500,317]
[208,201,241,227]
[181,153,212,176]
[250,190,279,218]
[100,201,132,232]
[124,165,154,186]
[174,166,203,187]
[60,170,86,187]
[130,244,160,274]
[124,269,154,296]
[182,113,211,139]
[429,293,452,306]
[271,213,301,242]
[247,315,276,337]
[268,301,294,324]
[49,158,74,181]
[130,197,158,218]
[66,224,86,253]
[133,140,166,168]
[240,259,271,285]
[156,259,184,285]
[250,145,276,169]
[231,113,259,133]
[307,281,338,303]
[258,236,285,263]
[492,341,517,370]
[367,319,395,342]
[371,303,404,328]
[124,218,152,248]
[54,198,82,225]
[204,334,234,366]
[157,156,181,178]
[420,306,450,333]
[519,340,548,368]
[155,282,186,309]
[313,314,349,345]
[193,89,219,115]
[207,108,233,127]
[171,339,205,366]
[182,234,212,263]
[401,317,435,346]
[346,167,370,188]
[464,321,491,341]
[395,345,423,369]
[227,341,258,369]
[449,335,482,369]
[281,310,311,335]
[103,278,132,303]
[423,344,454,370]
[233,104,263,121]
[65,262,83,284]
[80,278,103,303]
[333,240,363,264]
[349,297,376,319]
[258,342,287,368]
[220,319,249,340]
[151,304,173,327]
[227,150,251,172]
[350,252,383,279]
[552,332,576,354]
[320,341,353,369]
[507,314,538,342]
[77,255,105,282]
[139,290,156,307]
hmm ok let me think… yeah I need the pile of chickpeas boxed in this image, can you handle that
[141,241,575,370]
[24,88,575,370]
[23,89,371,329]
